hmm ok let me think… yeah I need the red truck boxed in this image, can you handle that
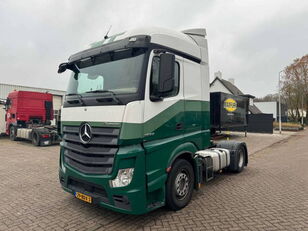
[0,91,60,146]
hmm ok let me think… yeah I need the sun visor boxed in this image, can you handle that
[68,35,151,63]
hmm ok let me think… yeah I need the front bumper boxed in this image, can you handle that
[59,144,155,215]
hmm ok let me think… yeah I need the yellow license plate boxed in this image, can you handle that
[75,192,92,203]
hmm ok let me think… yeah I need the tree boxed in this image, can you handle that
[255,93,279,102]
[281,54,308,123]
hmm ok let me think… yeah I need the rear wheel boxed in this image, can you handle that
[9,126,17,141]
[32,132,40,146]
[216,141,247,173]
[233,145,245,173]
[166,159,194,211]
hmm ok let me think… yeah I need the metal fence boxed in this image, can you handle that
[230,114,273,134]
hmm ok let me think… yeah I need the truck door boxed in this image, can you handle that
[143,52,184,199]
[143,53,184,142]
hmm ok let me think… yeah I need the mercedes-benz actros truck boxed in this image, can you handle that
[58,27,248,215]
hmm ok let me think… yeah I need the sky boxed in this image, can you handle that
[0,0,307,97]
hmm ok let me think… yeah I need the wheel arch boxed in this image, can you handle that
[167,142,199,189]
[167,142,198,166]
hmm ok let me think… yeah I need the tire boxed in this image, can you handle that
[233,145,245,173]
[166,159,194,211]
[216,141,248,173]
[9,126,17,141]
[32,132,40,146]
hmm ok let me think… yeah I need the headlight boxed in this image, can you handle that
[109,168,134,188]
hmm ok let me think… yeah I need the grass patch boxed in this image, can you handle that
[273,122,304,130]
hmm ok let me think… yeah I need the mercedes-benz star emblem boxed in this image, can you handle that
[79,123,92,144]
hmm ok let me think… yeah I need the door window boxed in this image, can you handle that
[150,56,180,98]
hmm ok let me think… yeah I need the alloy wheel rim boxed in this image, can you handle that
[175,170,189,200]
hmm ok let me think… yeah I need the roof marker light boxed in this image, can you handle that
[129,37,137,42]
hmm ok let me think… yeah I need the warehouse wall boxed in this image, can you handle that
[52,96,63,111]
[52,95,63,126]
[0,106,5,134]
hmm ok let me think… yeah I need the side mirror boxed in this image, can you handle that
[158,53,175,95]
[5,98,10,110]
[58,63,68,73]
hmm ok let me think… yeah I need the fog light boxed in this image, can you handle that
[110,168,134,188]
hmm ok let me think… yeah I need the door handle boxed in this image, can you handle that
[175,123,183,130]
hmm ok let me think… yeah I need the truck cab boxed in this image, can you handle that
[4,91,60,146]
[58,27,248,214]
[5,91,54,135]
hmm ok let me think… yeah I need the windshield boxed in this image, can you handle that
[66,48,146,96]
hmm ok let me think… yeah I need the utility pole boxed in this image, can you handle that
[302,94,304,125]
[278,70,283,134]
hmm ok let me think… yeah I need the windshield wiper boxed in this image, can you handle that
[85,90,123,105]
[66,93,86,106]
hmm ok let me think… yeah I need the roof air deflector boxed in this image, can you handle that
[182,28,206,37]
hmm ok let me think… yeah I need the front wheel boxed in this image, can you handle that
[10,126,17,141]
[166,159,194,211]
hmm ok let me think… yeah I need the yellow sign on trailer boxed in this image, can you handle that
[224,98,237,112]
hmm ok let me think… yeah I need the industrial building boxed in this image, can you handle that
[0,82,66,124]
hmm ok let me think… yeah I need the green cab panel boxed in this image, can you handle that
[60,142,154,214]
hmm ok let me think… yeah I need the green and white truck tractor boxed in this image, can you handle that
[58,27,248,214]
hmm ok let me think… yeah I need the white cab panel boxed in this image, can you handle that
[114,27,201,60]
[183,58,202,101]
[122,100,144,124]
[61,105,125,123]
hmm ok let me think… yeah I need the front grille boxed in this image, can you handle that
[62,125,119,174]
